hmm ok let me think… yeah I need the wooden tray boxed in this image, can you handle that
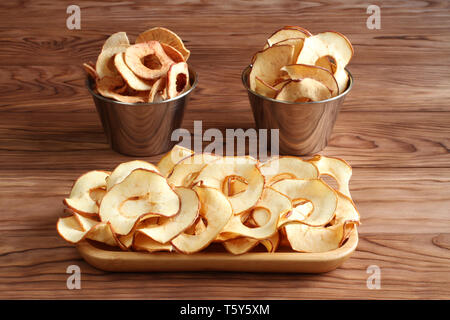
[77,229,358,273]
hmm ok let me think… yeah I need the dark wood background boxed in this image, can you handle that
[0,0,449,299]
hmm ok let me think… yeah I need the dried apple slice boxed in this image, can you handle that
[125,41,174,80]
[281,64,339,97]
[136,27,190,60]
[193,156,264,215]
[96,76,147,103]
[222,176,248,197]
[161,43,185,63]
[260,156,319,185]
[102,31,130,51]
[117,216,160,249]
[223,237,259,255]
[106,160,159,191]
[83,62,98,80]
[166,62,189,99]
[148,77,166,102]
[284,222,353,253]
[308,155,352,198]
[266,38,304,62]
[167,153,219,187]
[260,231,280,253]
[57,214,93,244]
[255,76,278,98]
[272,178,337,226]
[249,45,295,91]
[296,32,353,93]
[334,191,360,224]
[96,46,128,79]
[157,145,194,177]
[277,200,313,228]
[133,232,173,252]
[64,170,110,218]
[99,169,180,235]
[171,186,233,254]
[138,187,199,244]
[276,78,332,102]
[114,52,153,91]
[266,26,310,47]
[221,187,291,240]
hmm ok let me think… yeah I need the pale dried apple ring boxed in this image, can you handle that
[166,62,189,99]
[57,214,92,244]
[96,46,128,79]
[272,178,337,226]
[99,169,180,235]
[266,26,310,47]
[260,156,319,185]
[171,186,233,254]
[281,64,339,97]
[106,160,159,191]
[102,31,130,51]
[276,78,332,102]
[277,200,314,228]
[223,237,259,255]
[284,222,352,253]
[167,153,219,187]
[133,232,173,253]
[136,27,190,60]
[138,187,200,244]
[249,45,295,91]
[117,216,160,249]
[308,155,352,198]
[125,41,174,80]
[161,43,185,63]
[96,76,147,103]
[114,52,153,91]
[193,156,265,215]
[221,187,291,240]
[82,62,98,80]
[255,76,278,98]
[64,170,110,218]
[148,77,165,102]
[157,145,194,177]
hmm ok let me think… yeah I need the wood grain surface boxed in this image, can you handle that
[0,0,449,299]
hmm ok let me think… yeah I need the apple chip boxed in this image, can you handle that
[133,232,173,253]
[57,214,93,244]
[267,38,305,61]
[148,77,166,102]
[161,43,185,63]
[308,155,352,198]
[138,187,199,243]
[114,52,153,91]
[272,178,337,226]
[99,169,180,235]
[96,46,128,79]
[167,153,219,187]
[117,216,160,249]
[83,62,98,80]
[281,64,339,97]
[136,27,190,61]
[96,76,147,103]
[102,31,130,51]
[157,144,195,177]
[221,187,291,240]
[260,156,319,185]
[266,26,310,47]
[64,170,110,218]
[223,237,259,255]
[249,45,295,91]
[171,186,233,254]
[193,156,264,215]
[255,76,278,98]
[276,78,332,102]
[125,41,174,80]
[106,160,159,191]
[166,62,189,99]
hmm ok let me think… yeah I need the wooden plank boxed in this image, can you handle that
[0,232,447,299]
[0,112,448,169]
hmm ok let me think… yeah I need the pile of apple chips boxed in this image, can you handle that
[57,146,360,254]
[249,26,354,102]
[83,27,191,103]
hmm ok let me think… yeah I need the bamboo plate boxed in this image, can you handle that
[77,229,358,273]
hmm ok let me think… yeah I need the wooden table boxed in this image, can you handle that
[0,0,449,299]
